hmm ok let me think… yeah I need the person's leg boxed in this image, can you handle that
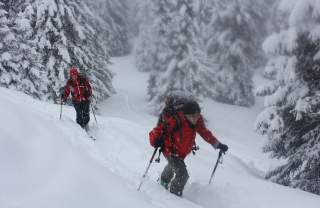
[73,102,82,127]
[82,100,90,127]
[74,101,88,128]
[160,160,174,189]
[167,156,189,196]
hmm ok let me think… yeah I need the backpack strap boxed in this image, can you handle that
[157,113,178,155]
[171,114,183,144]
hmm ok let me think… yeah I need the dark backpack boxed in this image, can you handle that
[157,91,199,155]
[157,91,196,124]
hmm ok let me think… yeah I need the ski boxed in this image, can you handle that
[84,126,96,141]
[89,135,96,141]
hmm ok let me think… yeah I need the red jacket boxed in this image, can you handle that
[63,76,92,103]
[149,112,220,159]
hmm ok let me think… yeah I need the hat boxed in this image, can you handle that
[183,101,201,114]
[70,66,78,77]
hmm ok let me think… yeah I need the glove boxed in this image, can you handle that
[217,143,228,153]
[154,138,164,148]
[61,95,67,103]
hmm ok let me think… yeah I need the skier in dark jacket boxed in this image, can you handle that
[62,67,92,130]
[149,101,228,196]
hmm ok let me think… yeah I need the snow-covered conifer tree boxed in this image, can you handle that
[205,0,267,106]
[255,0,320,195]
[87,0,131,56]
[134,23,158,72]
[0,1,18,89]
[262,0,289,80]
[15,0,114,102]
[133,0,158,72]
[126,0,148,38]
[136,0,217,111]
[0,0,45,98]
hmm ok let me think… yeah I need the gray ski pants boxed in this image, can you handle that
[160,156,189,196]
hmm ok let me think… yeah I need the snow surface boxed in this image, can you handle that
[1,55,319,208]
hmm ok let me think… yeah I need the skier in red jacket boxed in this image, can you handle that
[149,101,228,196]
[62,67,92,130]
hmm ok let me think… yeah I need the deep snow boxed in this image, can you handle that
[1,55,319,208]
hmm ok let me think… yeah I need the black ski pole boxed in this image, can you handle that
[91,105,98,124]
[137,147,159,191]
[59,95,63,120]
[208,150,224,184]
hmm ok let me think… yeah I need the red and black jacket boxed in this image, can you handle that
[63,75,92,103]
[149,111,220,159]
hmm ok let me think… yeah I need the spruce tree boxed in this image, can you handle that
[15,0,114,102]
[127,0,148,38]
[0,0,45,98]
[134,0,157,72]
[136,0,216,111]
[87,0,131,56]
[262,0,289,80]
[205,0,267,106]
[0,1,17,88]
[256,0,320,195]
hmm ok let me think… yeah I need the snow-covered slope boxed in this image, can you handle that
[1,56,319,208]
[0,88,151,208]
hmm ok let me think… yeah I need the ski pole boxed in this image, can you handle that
[137,147,159,191]
[59,95,63,120]
[91,105,98,124]
[208,150,224,184]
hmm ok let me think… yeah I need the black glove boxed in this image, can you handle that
[154,138,164,148]
[217,143,228,153]
[59,86,65,94]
